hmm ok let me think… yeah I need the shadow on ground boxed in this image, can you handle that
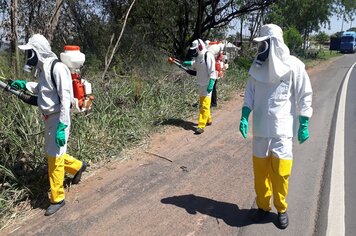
[161,194,278,227]
[12,162,79,212]
[158,118,197,131]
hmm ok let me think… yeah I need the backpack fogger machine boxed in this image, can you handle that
[60,45,94,112]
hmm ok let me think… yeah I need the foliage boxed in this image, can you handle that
[265,0,333,50]
[0,0,355,229]
[332,0,356,21]
[314,32,330,45]
[283,26,303,55]
[0,50,247,227]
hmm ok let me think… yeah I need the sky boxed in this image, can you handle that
[229,14,355,37]
[321,14,355,35]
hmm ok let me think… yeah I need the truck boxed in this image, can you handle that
[339,31,356,53]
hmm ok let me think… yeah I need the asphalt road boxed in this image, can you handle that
[344,61,356,236]
[3,53,356,236]
[240,54,356,236]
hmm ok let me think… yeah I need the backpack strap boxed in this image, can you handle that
[50,59,61,102]
[50,59,60,91]
[204,51,213,77]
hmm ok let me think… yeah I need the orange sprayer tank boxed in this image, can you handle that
[60,45,94,112]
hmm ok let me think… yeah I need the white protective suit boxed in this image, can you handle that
[19,34,73,157]
[190,39,217,96]
[19,34,84,207]
[188,39,217,131]
[244,25,313,139]
[242,24,313,216]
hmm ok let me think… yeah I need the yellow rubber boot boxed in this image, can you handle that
[198,96,212,129]
[63,153,83,175]
[47,155,65,203]
[253,156,272,211]
[270,156,293,213]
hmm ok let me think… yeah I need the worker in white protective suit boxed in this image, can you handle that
[205,40,226,108]
[239,24,313,229]
[182,39,217,134]
[11,34,87,216]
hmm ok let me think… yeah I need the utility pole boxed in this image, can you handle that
[341,13,345,32]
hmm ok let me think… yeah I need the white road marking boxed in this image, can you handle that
[327,62,356,236]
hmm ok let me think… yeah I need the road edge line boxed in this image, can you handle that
[326,62,356,236]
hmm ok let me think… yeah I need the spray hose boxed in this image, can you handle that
[0,78,38,106]
[167,57,197,76]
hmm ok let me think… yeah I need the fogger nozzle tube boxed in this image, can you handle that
[0,80,38,106]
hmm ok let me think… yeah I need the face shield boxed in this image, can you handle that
[188,39,205,58]
[187,48,198,59]
[255,38,270,67]
[23,49,39,72]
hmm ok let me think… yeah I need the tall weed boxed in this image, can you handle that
[0,55,248,228]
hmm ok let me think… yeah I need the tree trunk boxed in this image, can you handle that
[240,17,244,52]
[10,0,20,78]
[192,0,203,40]
[44,0,64,43]
[101,0,136,81]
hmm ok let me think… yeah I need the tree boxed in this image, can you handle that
[266,0,333,50]
[10,0,19,77]
[265,0,356,51]
[43,0,64,43]
[333,0,356,23]
[134,0,276,57]
[283,26,303,54]
[101,0,136,80]
[315,31,329,48]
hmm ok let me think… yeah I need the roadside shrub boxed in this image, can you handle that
[0,53,248,227]
[284,26,303,55]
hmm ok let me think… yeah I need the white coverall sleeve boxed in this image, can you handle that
[191,60,197,70]
[52,63,72,125]
[26,82,39,95]
[294,65,313,118]
[243,78,255,110]
[206,53,217,79]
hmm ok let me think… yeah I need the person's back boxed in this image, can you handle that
[12,34,87,216]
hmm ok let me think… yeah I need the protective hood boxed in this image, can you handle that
[18,34,57,66]
[249,24,291,83]
[190,39,207,57]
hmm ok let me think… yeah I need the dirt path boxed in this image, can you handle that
[3,59,336,236]
[4,90,258,236]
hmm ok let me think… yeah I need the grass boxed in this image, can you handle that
[301,49,343,68]
[0,55,248,229]
[0,47,341,229]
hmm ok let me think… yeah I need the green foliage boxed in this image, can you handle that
[315,31,329,45]
[264,0,349,50]
[283,26,303,55]
[264,5,285,26]
[0,51,248,225]
[0,52,13,78]
[1,0,355,228]
[301,49,342,67]
[235,56,253,71]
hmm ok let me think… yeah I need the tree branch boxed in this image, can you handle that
[101,0,136,81]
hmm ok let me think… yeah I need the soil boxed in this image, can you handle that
[2,59,333,236]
